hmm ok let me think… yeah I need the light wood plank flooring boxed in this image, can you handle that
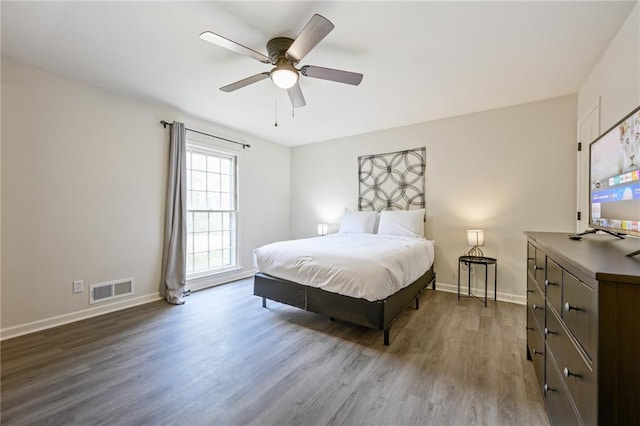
[1,279,549,425]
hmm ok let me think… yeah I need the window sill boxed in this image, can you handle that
[186,267,253,292]
[187,265,240,280]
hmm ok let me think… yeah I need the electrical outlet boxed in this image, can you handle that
[73,280,84,293]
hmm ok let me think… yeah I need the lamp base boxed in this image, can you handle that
[463,246,484,257]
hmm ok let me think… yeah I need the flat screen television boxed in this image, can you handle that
[589,104,640,238]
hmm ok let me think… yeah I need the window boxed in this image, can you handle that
[186,144,237,277]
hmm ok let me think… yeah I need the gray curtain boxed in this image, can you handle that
[161,121,187,304]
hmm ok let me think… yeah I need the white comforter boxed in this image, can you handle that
[253,234,435,302]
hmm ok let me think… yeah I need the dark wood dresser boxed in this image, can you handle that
[524,231,640,425]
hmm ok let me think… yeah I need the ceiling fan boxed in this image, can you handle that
[199,14,363,108]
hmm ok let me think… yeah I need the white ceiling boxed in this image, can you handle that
[1,1,636,146]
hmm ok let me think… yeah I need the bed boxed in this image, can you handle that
[253,210,436,345]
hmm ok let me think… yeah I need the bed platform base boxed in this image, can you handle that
[253,267,436,345]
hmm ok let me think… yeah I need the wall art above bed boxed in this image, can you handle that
[358,147,426,211]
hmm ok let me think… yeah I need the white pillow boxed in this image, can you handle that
[338,208,377,234]
[377,209,425,237]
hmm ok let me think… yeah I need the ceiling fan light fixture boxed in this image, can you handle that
[271,65,299,89]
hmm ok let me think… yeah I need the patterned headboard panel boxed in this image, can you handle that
[358,147,426,212]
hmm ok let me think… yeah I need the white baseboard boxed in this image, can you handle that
[0,293,163,341]
[1,275,522,341]
[435,281,526,305]
[1,270,258,341]
[1,271,257,341]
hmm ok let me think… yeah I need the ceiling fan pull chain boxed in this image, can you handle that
[274,99,278,127]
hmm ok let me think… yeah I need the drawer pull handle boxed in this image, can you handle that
[544,384,555,394]
[545,279,557,287]
[532,304,542,310]
[526,326,534,330]
[564,302,581,312]
[563,367,580,378]
[526,289,534,293]
[533,348,543,356]
[544,328,555,336]
[534,265,544,271]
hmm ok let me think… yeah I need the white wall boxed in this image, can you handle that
[578,2,640,130]
[291,95,578,302]
[1,57,290,338]
[575,2,639,234]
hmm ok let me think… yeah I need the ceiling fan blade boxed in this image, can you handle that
[285,14,334,63]
[287,83,306,108]
[220,72,270,92]
[300,65,363,86]
[200,31,271,64]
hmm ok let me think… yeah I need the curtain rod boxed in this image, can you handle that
[160,120,250,149]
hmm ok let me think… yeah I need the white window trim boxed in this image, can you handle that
[185,139,239,279]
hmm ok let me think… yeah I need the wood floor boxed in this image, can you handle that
[1,278,549,425]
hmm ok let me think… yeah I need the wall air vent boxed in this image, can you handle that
[89,277,135,304]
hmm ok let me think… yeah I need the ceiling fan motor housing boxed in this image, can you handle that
[267,37,299,89]
[267,37,296,64]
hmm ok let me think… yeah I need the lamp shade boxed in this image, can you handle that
[317,223,328,236]
[467,230,485,247]
[271,67,298,89]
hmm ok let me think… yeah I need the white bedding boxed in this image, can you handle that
[253,234,435,302]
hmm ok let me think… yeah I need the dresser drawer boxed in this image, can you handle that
[527,274,545,330]
[562,270,596,358]
[527,306,545,391]
[545,349,581,426]
[546,309,596,425]
[545,258,562,314]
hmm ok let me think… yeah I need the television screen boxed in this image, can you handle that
[589,105,640,237]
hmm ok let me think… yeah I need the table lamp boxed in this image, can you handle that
[464,229,484,257]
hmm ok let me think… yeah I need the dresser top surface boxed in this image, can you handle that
[524,231,640,284]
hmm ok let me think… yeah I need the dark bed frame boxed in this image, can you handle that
[253,267,436,345]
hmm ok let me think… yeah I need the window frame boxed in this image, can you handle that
[185,139,239,279]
